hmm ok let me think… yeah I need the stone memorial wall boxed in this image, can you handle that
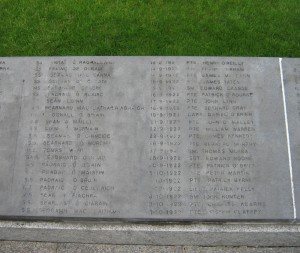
[0,57,299,221]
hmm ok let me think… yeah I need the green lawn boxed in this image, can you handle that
[0,0,299,57]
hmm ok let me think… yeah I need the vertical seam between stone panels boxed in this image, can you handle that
[279,57,297,220]
[10,79,24,193]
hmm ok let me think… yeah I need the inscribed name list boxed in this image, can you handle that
[0,57,295,220]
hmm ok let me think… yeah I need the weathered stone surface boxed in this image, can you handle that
[1,221,300,246]
[0,57,298,220]
[56,243,300,253]
[181,246,300,253]
[282,58,300,220]
[57,243,182,253]
[0,241,57,253]
[1,241,300,253]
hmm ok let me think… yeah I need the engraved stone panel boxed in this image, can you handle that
[0,59,24,215]
[0,57,296,221]
[282,58,300,220]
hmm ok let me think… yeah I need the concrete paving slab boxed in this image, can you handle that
[0,241,57,253]
[182,246,300,253]
[57,243,182,253]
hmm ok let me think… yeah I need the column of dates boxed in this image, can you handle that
[21,61,42,214]
[148,60,183,217]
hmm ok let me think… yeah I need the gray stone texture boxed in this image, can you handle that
[181,246,300,253]
[0,56,299,221]
[283,58,300,220]
[0,241,300,253]
[57,243,182,253]
[0,221,300,246]
[0,241,57,253]
[56,243,300,253]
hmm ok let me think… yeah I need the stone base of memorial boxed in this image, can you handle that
[0,220,299,246]
[0,56,300,246]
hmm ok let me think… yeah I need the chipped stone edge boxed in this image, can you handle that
[0,221,300,246]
